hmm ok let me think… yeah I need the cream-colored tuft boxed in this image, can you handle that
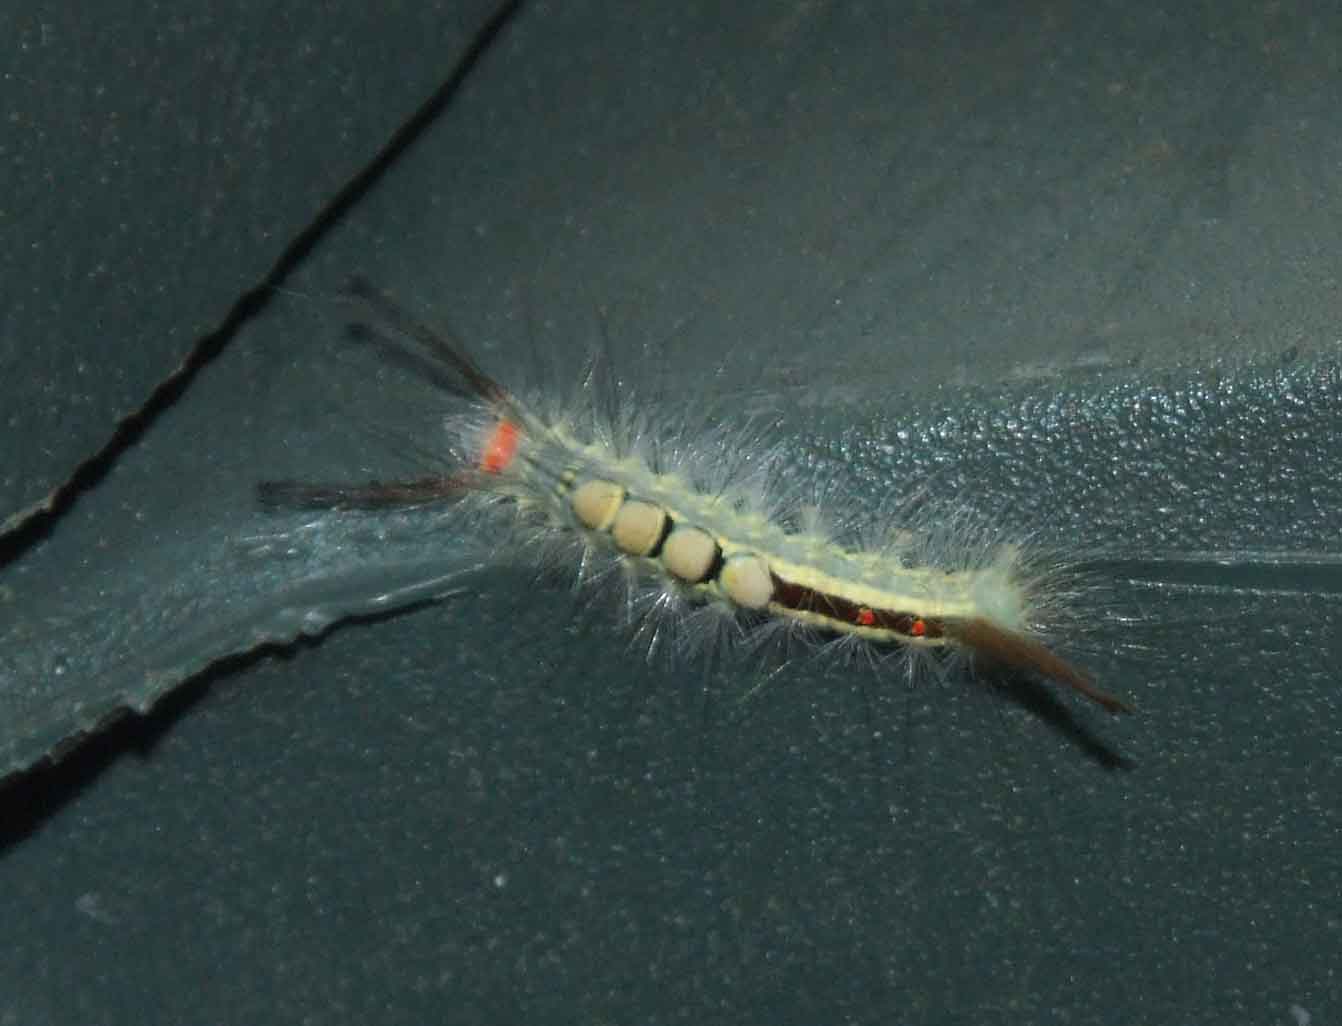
[662,526,717,583]
[721,554,773,609]
[611,500,668,557]
[571,479,624,531]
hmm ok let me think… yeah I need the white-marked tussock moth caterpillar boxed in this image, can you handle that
[259,278,1131,716]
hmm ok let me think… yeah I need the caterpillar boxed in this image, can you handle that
[259,278,1132,717]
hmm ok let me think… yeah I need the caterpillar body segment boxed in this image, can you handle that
[259,281,1132,716]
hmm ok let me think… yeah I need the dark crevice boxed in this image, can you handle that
[0,0,529,569]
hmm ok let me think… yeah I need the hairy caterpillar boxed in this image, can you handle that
[259,279,1130,717]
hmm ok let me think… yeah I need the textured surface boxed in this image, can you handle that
[3,2,1341,1024]
[0,0,499,526]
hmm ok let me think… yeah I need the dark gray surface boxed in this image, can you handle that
[3,2,1341,1024]
[0,0,498,526]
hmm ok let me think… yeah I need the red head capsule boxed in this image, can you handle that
[479,419,520,474]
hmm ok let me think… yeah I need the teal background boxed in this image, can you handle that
[3,3,1340,1023]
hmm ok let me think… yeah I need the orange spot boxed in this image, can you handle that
[479,419,520,474]
[855,607,875,627]
[910,618,927,637]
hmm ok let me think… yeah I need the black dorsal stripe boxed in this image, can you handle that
[769,573,945,639]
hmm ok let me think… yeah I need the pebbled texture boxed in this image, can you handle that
[3,3,1341,1025]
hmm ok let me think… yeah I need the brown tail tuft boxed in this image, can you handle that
[945,617,1133,715]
